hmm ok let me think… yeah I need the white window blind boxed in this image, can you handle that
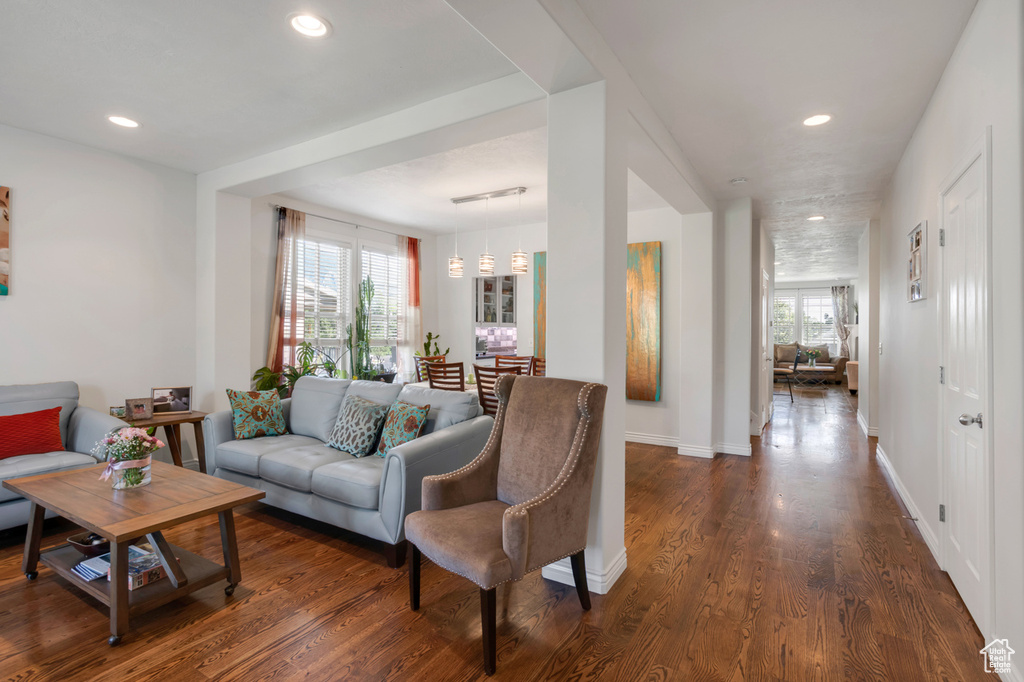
[773,294,796,345]
[361,243,400,345]
[284,236,352,365]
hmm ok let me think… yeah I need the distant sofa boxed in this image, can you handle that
[0,381,125,531]
[774,343,849,384]
[203,377,493,567]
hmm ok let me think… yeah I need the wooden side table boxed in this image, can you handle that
[120,411,208,473]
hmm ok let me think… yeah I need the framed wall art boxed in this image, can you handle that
[908,221,926,302]
[1,186,9,296]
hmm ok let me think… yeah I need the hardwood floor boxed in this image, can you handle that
[0,386,988,680]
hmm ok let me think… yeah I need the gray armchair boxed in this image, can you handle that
[0,381,125,530]
[405,375,608,675]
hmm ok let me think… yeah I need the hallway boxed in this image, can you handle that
[617,384,988,679]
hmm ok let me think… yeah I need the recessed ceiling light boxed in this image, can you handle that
[730,177,748,185]
[803,114,832,126]
[807,215,825,221]
[108,115,140,128]
[777,272,786,276]
[774,261,781,265]
[289,13,332,37]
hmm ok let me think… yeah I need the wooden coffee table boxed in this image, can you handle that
[3,461,264,645]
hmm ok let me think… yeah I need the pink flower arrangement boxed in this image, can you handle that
[93,426,165,462]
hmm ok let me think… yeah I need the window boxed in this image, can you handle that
[284,236,352,366]
[773,288,840,354]
[361,243,400,369]
[773,294,796,345]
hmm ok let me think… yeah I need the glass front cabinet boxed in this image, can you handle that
[475,276,516,326]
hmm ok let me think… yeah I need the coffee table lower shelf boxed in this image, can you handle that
[41,544,231,616]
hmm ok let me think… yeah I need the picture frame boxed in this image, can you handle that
[908,221,926,302]
[151,386,192,414]
[109,406,126,418]
[125,398,154,421]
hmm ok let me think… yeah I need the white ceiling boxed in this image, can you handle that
[578,0,978,280]
[0,0,979,278]
[281,127,669,233]
[0,0,516,173]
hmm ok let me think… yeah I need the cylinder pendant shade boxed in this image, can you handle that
[511,250,528,274]
[479,253,495,276]
[449,255,464,278]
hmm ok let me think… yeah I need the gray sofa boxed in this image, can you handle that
[203,377,494,567]
[0,381,126,531]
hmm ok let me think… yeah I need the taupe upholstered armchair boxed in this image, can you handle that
[405,375,608,675]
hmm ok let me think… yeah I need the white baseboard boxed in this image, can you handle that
[624,431,678,448]
[856,410,879,438]
[677,444,715,459]
[717,442,752,457]
[869,426,878,437]
[750,410,763,436]
[875,445,941,565]
[541,547,627,595]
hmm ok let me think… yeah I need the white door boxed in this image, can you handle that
[940,134,992,634]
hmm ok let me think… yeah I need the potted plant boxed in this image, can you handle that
[345,277,376,380]
[415,332,450,359]
[252,342,342,398]
[94,427,165,489]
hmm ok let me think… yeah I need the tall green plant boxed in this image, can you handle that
[346,277,375,380]
[252,342,341,398]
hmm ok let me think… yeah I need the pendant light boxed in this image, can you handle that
[511,189,528,274]
[448,202,464,278]
[479,197,495,276]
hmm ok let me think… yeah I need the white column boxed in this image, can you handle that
[677,211,715,457]
[195,187,252,412]
[543,80,628,593]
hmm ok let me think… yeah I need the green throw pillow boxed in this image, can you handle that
[327,395,390,457]
[226,389,288,440]
[376,401,430,457]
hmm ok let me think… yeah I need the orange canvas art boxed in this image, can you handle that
[0,186,8,296]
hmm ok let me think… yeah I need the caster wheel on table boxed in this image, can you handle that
[25,571,38,580]
[108,635,122,646]
[225,584,236,596]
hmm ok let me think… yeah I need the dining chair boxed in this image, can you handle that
[494,355,533,376]
[426,362,465,391]
[531,357,546,377]
[773,349,799,402]
[405,375,608,675]
[416,355,446,382]
[472,364,520,416]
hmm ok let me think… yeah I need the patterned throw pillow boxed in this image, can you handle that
[376,401,430,457]
[226,389,287,440]
[327,395,390,457]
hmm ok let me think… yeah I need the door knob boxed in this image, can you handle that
[958,413,983,428]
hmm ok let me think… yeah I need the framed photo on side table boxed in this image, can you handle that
[152,386,192,414]
[125,398,154,420]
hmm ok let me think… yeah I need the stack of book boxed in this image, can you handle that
[72,543,170,590]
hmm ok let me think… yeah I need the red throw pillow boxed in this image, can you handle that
[0,407,65,459]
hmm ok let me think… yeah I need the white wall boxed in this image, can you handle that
[434,206,715,453]
[714,198,753,455]
[857,220,880,436]
[878,0,1023,654]
[750,222,775,434]
[0,124,198,464]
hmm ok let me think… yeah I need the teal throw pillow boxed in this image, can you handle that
[226,389,288,440]
[327,395,390,457]
[376,401,430,457]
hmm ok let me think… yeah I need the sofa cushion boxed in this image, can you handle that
[775,344,798,363]
[289,376,352,442]
[260,444,352,493]
[0,381,79,448]
[0,451,96,503]
[800,344,831,363]
[376,401,430,457]
[216,434,323,477]
[327,395,390,457]
[226,389,287,439]
[396,385,481,435]
[311,458,386,510]
[0,407,65,459]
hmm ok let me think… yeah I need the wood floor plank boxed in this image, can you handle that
[0,385,992,680]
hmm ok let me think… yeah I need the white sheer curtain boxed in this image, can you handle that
[831,285,851,358]
[397,235,422,383]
